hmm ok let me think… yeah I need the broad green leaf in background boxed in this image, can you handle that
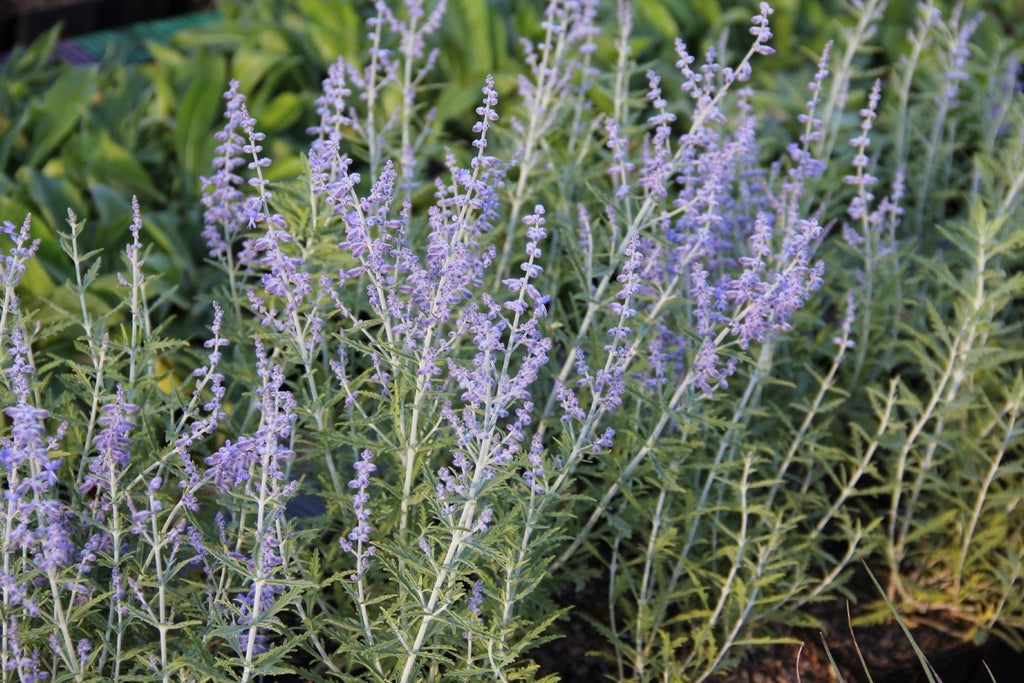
[18,257,57,299]
[168,18,247,53]
[239,52,305,114]
[635,0,683,43]
[0,198,59,298]
[295,0,362,64]
[70,129,167,204]
[140,42,184,120]
[0,196,34,230]
[81,185,193,286]
[140,211,196,285]
[253,92,305,134]
[175,52,228,186]
[20,166,86,237]
[444,0,501,76]
[231,46,289,94]
[766,0,799,56]
[144,40,190,72]
[0,106,31,171]
[89,67,154,147]
[26,65,99,167]
[88,182,133,239]
[16,167,85,276]
[4,25,61,82]
[264,138,306,182]
[280,10,349,76]
[253,25,293,55]
[433,83,485,133]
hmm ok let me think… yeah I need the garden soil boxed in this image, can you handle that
[533,567,1021,682]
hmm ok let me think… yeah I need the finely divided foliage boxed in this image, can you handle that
[1,1,1021,681]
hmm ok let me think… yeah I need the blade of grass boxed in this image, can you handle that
[846,601,873,683]
[862,560,943,683]
[820,632,847,683]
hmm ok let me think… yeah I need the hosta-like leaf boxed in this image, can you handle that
[26,65,99,168]
[175,53,229,182]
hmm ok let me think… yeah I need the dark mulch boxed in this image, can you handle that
[533,570,1022,682]
[713,611,1021,683]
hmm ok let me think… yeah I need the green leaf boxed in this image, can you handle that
[820,631,850,683]
[448,0,498,73]
[253,92,304,133]
[0,195,34,230]
[19,167,87,244]
[170,22,247,52]
[145,40,190,71]
[256,25,296,54]
[76,130,167,203]
[433,83,482,131]
[6,25,61,80]
[636,0,682,41]
[19,258,57,298]
[140,212,194,282]
[175,53,228,180]
[89,67,153,143]
[264,139,305,181]
[26,65,99,167]
[88,183,134,248]
[231,46,288,93]
[0,195,66,281]
[0,106,32,170]
[297,0,362,63]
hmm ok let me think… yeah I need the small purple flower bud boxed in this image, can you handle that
[468,579,484,617]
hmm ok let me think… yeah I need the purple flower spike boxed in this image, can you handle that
[200,80,251,259]
[341,449,378,579]
[749,3,776,55]
[2,328,72,575]
[473,75,500,152]
[93,385,139,469]
[1,215,41,294]
[468,579,484,617]
[204,339,297,496]
[80,385,140,512]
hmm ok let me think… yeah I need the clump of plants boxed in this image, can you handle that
[0,1,1020,681]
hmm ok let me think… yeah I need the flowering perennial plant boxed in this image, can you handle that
[1,1,1021,681]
